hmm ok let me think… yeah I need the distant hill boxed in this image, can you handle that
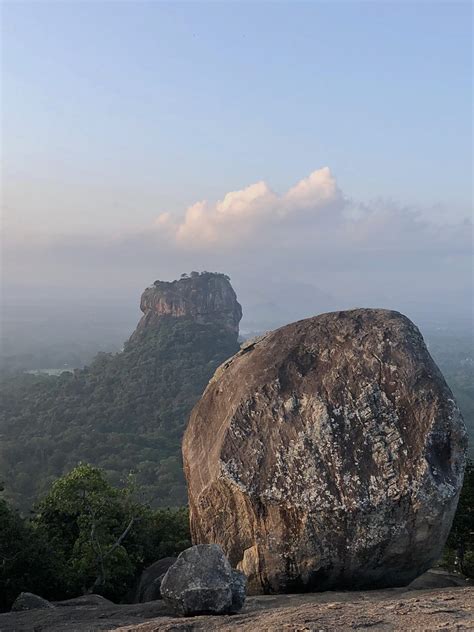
[0,272,241,511]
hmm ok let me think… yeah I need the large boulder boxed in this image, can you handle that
[11,592,55,611]
[160,544,247,615]
[183,309,467,594]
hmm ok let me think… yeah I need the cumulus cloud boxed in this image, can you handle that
[148,167,471,268]
[3,166,472,328]
[156,167,342,247]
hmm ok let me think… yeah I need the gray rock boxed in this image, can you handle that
[230,569,247,613]
[408,569,471,590]
[133,557,177,602]
[11,592,55,611]
[160,544,246,616]
[184,309,467,594]
[53,594,113,607]
[1,587,472,631]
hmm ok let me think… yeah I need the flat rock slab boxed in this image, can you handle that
[1,587,472,632]
[0,601,168,632]
[115,587,474,631]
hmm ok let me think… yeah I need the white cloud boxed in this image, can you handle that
[285,166,339,210]
[3,166,472,326]
[149,167,471,264]
[157,167,342,247]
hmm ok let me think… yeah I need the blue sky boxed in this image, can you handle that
[3,1,472,233]
[2,1,472,326]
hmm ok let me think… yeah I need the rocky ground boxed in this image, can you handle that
[125,587,474,631]
[1,574,472,632]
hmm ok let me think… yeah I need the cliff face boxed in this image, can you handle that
[132,272,242,340]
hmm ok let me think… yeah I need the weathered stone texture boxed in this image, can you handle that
[183,309,467,594]
[133,273,242,339]
[160,544,246,616]
[133,557,177,603]
[11,592,55,611]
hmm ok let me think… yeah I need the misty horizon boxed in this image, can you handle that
[1,1,473,356]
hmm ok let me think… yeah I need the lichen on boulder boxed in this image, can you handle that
[183,309,467,594]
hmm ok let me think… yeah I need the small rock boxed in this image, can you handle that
[54,594,113,607]
[160,544,247,616]
[11,592,55,611]
[408,569,470,590]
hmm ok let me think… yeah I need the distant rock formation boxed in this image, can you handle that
[0,272,242,512]
[132,272,242,341]
[183,309,467,594]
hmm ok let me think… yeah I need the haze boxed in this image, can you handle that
[1,1,472,358]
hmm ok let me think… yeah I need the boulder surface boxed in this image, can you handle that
[11,592,55,611]
[133,557,177,603]
[160,544,246,616]
[183,309,467,594]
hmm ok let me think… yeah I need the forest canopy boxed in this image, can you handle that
[0,464,190,611]
[0,316,240,511]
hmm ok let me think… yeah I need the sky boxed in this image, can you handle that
[1,1,473,337]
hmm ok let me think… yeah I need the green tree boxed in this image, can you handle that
[32,464,191,602]
[34,464,147,599]
[446,459,474,576]
[0,488,30,610]
[0,485,61,611]
[0,317,240,511]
